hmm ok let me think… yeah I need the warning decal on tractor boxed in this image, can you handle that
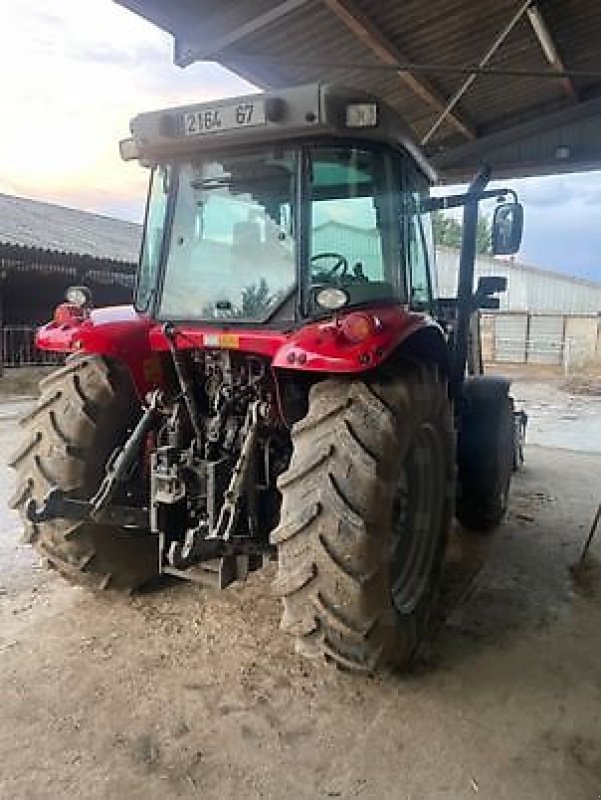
[203,333,240,349]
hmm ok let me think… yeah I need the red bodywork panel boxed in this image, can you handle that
[37,306,157,397]
[148,306,438,371]
[37,304,442,395]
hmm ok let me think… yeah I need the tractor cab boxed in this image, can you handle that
[121,84,439,326]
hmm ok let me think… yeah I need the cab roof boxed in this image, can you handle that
[123,83,437,182]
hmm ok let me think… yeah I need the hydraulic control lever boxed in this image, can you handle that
[162,322,204,444]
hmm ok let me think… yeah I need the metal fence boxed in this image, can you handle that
[481,312,600,372]
[2,326,64,367]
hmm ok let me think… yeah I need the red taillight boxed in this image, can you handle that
[53,303,86,325]
[340,312,376,344]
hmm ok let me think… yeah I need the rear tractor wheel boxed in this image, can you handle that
[9,354,159,592]
[272,363,454,672]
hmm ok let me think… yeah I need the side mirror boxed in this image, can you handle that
[474,275,507,309]
[492,202,523,255]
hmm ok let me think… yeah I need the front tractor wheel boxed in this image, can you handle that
[9,355,159,592]
[456,380,515,532]
[272,364,454,673]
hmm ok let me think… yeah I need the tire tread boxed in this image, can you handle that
[8,354,159,592]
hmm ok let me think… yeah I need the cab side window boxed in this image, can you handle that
[400,161,435,311]
[408,208,431,307]
[137,165,170,311]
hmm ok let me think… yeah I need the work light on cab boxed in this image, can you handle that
[119,137,139,161]
[345,102,378,128]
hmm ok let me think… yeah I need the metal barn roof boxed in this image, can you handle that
[0,193,142,265]
[116,0,601,180]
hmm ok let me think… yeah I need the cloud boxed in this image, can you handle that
[506,171,601,210]
[0,0,599,281]
[70,42,166,69]
[519,201,601,281]
[0,0,254,218]
[433,170,601,280]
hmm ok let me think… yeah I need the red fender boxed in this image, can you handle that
[38,303,444,392]
[271,306,442,372]
[36,305,160,397]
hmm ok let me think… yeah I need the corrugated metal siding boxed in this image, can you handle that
[436,246,601,314]
[0,193,141,263]
[313,223,381,276]
[116,0,601,157]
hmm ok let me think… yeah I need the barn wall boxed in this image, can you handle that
[0,246,135,368]
[2,270,133,326]
[436,247,601,314]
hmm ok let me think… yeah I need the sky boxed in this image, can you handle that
[437,172,601,281]
[0,0,599,282]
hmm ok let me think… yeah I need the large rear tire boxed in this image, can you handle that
[8,354,159,592]
[272,363,454,672]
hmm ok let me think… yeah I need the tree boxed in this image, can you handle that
[432,209,462,249]
[241,278,273,317]
[476,215,493,255]
[432,209,492,255]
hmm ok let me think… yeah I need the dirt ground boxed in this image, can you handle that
[1,379,600,800]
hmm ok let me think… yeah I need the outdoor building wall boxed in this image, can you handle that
[436,247,601,314]
[565,316,601,366]
[481,312,601,368]
[310,226,601,315]
[313,223,382,278]
[0,244,135,369]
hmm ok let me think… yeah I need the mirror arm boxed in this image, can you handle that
[421,188,510,213]
[452,166,492,394]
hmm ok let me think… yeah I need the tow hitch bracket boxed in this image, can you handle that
[26,487,148,529]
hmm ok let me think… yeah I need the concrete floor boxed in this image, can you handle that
[0,383,600,800]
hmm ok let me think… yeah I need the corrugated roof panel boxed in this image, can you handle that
[0,194,141,264]
[224,0,462,138]
[349,1,562,130]
[116,0,601,175]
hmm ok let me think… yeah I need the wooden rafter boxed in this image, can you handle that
[319,0,476,141]
[527,4,577,102]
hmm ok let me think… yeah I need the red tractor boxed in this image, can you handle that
[10,84,524,672]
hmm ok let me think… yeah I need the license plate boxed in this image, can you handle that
[183,99,266,137]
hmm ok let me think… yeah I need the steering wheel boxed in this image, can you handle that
[310,252,349,279]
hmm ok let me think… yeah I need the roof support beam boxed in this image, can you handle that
[422,0,532,145]
[527,3,578,102]
[432,94,601,176]
[319,0,476,141]
[174,0,312,67]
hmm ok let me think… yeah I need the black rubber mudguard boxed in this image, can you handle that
[461,374,511,405]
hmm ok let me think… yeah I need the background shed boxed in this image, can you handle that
[0,193,141,367]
